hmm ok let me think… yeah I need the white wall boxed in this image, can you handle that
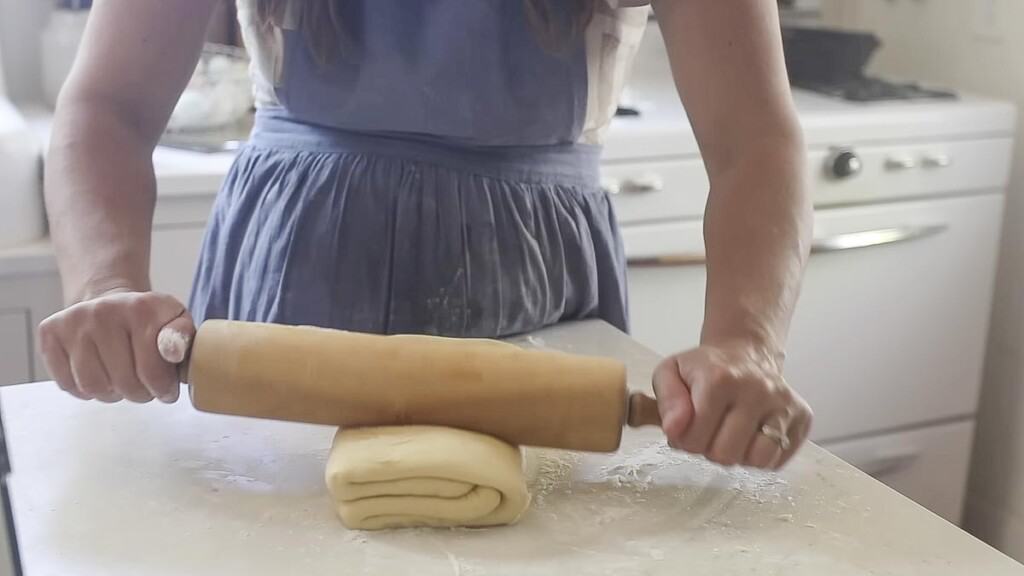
[820,0,1024,560]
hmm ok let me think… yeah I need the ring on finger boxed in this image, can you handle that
[759,423,791,451]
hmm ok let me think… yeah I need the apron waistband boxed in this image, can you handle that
[248,107,603,188]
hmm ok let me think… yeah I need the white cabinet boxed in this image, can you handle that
[823,421,975,525]
[602,157,708,223]
[0,273,62,384]
[620,218,707,353]
[150,226,207,305]
[0,190,215,388]
[0,310,30,385]
[626,265,704,353]
[149,191,217,304]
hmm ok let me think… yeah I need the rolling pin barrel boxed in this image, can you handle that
[184,320,633,452]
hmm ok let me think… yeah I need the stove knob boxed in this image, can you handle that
[828,149,862,179]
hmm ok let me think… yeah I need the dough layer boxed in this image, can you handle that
[326,426,530,530]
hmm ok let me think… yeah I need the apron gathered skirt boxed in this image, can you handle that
[189,109,629,338]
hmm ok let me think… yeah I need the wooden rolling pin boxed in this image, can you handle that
[179,320,662,452]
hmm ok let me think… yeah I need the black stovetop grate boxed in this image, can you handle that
[795,76,958,102]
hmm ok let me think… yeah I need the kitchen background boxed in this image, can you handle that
[817,1,1024,559]
[0,0,1022,564]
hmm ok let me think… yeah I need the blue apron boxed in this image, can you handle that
[190,0,628,337]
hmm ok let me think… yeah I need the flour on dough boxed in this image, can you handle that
[325,426,530,530]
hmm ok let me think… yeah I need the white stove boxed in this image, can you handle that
[603,80,1016,524]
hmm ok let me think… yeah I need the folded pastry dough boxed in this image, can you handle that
[325,426,530,530]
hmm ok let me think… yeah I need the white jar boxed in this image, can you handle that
[41,7,91,109]
[0,101,44,249]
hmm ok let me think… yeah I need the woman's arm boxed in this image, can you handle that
[650,0,813,468]
[39,0,216,404]
[47,0,216,302]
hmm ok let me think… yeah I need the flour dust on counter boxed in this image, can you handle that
[323,434,874,576]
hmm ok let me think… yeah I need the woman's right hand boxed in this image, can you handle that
[38,290,195,404]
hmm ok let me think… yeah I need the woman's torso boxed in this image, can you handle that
[190,1,649,336]
[236,0,650,147]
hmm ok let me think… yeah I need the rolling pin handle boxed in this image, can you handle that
[157,324,194,385]
[627,392,662,428]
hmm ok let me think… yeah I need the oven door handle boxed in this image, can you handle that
[627,252,707,267]
[811,224,949,254]
[626,223,948,268]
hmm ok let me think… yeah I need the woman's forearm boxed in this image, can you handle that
[43,0,216,305]
[651,0,812,362]
[700,138,812,362]
[45,98,159,304]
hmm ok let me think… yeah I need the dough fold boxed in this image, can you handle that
[325,426,530,530]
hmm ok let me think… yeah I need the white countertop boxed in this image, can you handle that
[20,89,1019,189]
[1,91,1015,279]
[3,320,1022,575]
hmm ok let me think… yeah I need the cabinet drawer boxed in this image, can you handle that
[0,310,31,385]
[602,158,709,224]
[823,421,975,525]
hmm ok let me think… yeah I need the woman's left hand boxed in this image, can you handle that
[652,341,812,469]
